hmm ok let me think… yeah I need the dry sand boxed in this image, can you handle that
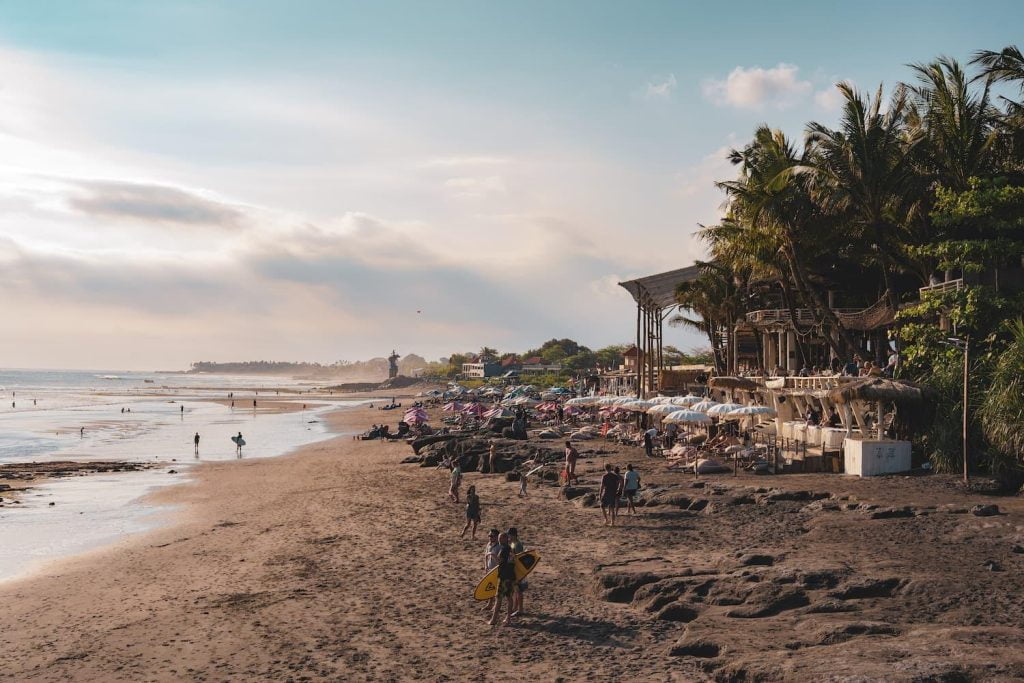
[2,401,1024,681]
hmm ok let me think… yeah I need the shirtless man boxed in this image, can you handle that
[564,441,579,486]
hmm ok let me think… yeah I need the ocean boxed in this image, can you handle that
[0,369,360,582]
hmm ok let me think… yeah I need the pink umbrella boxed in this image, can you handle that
[404,408,429,424]
[563,405,583,416]
[462,403,485,416]
[442,401,464,412]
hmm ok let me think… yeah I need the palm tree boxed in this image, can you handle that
[718,126,861,358]
[806,83,925,309]
[906,57,997,191]
[671,263,740,374]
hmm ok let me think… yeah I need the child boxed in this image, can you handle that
[518,468,528,497]
[461,485,481,538]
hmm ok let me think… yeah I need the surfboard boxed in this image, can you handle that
[231,436,246,446]
[473,550,541,601]
[526,463,547,477]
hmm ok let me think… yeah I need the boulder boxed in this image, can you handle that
[592,571,664,603]
[829,577,904,600]
[669,637,720,658]
[655,602,699,623]
[971,504,1000,517]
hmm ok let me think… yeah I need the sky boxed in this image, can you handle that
[0,1,1021,370]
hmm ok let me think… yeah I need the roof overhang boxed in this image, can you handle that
[619,265,703,311]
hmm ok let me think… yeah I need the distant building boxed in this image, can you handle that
[462,362,502,378]
[520,357,561,374]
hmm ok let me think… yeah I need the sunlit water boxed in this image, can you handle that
[0,369,363,582]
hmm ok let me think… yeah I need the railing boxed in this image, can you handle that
[745,308,861,325]
[919,278,964,297]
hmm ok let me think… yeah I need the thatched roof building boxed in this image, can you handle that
[827,378,933,406]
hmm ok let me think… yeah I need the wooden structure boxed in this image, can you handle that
[618,266,702,397]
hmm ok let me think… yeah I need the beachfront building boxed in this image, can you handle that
[461,361,502,378]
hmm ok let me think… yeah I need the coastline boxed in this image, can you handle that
[3,398,1024,681]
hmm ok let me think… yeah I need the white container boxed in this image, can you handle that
[823,428,847,449]
[792,423,807,443]
[843,439,912,476]
[806,425,821,447]
[782,422,795,440]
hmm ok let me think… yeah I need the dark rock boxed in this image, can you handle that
[631,576,705,612]
[829,577,904,600]
[399,456,421,464]
[573,493,597,508]
[420,454,439,467]
[689,481,706,488]
[762,490,829,503]
[738,553,774,567]
[806,599,859,614]
[48,501,55,506]
[811,622,900,646]
[655,602,699,623]
[646,492,693,508]
[669,637,720,658]
[559,486,593,501]
[592,571,664,603]
[168,469,177,474]
[1012,544,1024,554]
[726,585,809,618]
[868,506,915,519]
[983,559,1002,571]
[971,504,1000,517]
[687,499,709,512]
[505,471,520,481]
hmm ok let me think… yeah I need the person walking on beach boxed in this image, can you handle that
[622,463,640,515]
[461,485,481,538]
[483,529,501,612]
[518,467,528,497]
[489,532,516,626]
[194,432,200,456]
[484,441,496,474]
[564,441,579,486]
[507,527,526,616]
[600,464,621,526]
[448,462,463,503]
[643,427,658,457]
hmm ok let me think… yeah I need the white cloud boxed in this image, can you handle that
[645,73,677,99]
[443,175,507,197]
[703,63,812,110]
[420,156,509,168]
[813,83,847,112]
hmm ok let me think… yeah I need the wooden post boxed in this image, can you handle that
[963,336,970,483]
[635,302,642,398]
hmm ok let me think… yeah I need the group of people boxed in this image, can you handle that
[598,463,640,526]
[483,527,527,626]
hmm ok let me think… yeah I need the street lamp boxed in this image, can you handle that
[940,336,970,483]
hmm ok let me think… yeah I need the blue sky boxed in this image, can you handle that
[0,2,1020,369]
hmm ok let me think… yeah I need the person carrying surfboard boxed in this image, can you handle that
[507,527,526,617]
[489,532,516,626]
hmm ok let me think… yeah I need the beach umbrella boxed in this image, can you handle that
[563,405,584,416]
[646,403,678,417]
[483,406,513,419]
[442,401,464,412]
[671,395,703,406]
[462,403,485,416]
[403,409,429,424]
[691,400,720,413]
[726,405,776,418]
[514,397,541,407]
[565,396,595,406]
[706,403,745,416]
[596,396,619,407]
[663,409,713,425]
[621,400,655,412]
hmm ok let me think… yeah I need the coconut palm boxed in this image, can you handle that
[806,83,926,308]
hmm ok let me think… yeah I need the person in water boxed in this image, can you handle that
[235,432,244,457]
[194,432,201,456]
[461,485,481,539]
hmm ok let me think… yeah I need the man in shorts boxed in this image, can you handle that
[489,532,516,626]
[599,464,622,526]
[564,441,579,486]
[483,529,501,611]
[449,462,462,503]
[507,527,526,616]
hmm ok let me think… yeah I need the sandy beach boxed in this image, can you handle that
[2,399,1024,682]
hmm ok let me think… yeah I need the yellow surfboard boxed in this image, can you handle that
[473,550,541,601]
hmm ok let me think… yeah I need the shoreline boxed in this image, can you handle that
[2,399,1023,680]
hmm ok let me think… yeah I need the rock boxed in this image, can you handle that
[806,599,858,614]
[573,493,597,508]
[420,455,439,467]
[399,456,421,464]
[971,504,1000,517]
[1012,544,1024,554]
[829,577,904,600]
[592,571,664,603]
[559,486,593,501]
[48,501,55,506]
[802,500,841,512]
[983,559,1002,572]
[761,490,829,503]
[655,602,699,622]
[632,575,705,612]
[687,499,709,512]
[738,553,775,567]
[669,637,721,658]
[810,621,900,646]
[646,492,693,508]
[867,506,915,519]
[168,469,177,474]
[725,585,809,618]
[689,481,706,488]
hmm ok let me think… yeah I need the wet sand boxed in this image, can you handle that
[2,401,1024,681]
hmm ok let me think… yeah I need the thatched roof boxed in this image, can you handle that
[827,378,932,405]
[708,376,761,392]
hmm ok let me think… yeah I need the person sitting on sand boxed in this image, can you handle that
[461,485,481,538]
[563,441,579,486]
[599,464,621,526]
[489,532,516,626]
[449,462,463,504]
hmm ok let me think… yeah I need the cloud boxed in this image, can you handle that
[645,74,677,99]
[703,64,812,110]
[813,83,847,112]
[443,175,507,197]
[420,156,509,168]
[66,179,246,228]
